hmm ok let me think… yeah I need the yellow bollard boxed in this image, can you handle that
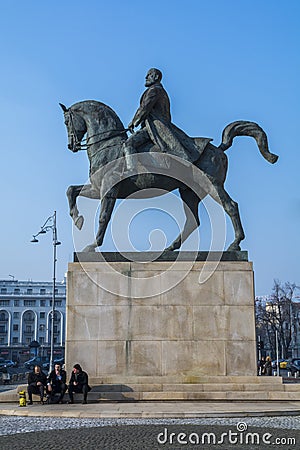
[19,390,27,407]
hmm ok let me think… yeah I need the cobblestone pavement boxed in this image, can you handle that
[0,416,300,449]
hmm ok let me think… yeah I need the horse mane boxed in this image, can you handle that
[70,100,125,130]
[70,100,116,116]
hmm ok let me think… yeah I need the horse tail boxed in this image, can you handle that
[219,120,279,164]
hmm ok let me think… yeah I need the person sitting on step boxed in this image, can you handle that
[27,365,47,405]
[47,363,67,403]
[68,363,91,404]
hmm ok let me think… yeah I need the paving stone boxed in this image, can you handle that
[0,421,300,450]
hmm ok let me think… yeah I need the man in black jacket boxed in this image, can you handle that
[68,363,91,404]
[47,363,67,403]
[27,365,47,404]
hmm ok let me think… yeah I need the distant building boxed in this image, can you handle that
[0,279,66,362]
[256,295,300,359]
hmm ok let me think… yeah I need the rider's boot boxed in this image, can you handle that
[123,143,137,177]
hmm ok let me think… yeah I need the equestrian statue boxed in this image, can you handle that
[60,68,278,253]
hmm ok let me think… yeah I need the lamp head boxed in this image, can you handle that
[31,237,39,243]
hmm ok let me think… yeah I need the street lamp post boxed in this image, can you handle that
[31,211,61,373]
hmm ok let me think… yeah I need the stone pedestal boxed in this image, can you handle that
[66,252,257,385]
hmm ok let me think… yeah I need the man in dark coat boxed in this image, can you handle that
[123,68,203,173]
[47,363,67,403]
[27,365,47,404]
[263,356,273,376]
[68,363,91,404]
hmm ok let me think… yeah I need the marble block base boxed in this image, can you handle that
[66,255,257,382]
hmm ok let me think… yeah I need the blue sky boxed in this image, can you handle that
[0,0,299,295]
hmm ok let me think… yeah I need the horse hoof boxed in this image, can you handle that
[227,243,241,252]
[163,245,176,252]
[82,244,96,252]
[75,215,84,230]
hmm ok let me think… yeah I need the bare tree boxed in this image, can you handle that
[256,280,298,359]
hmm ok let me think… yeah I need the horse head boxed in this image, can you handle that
[59,103,87,153]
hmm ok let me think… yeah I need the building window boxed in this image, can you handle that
[40,312,45,319]
[24,300,36,307]
[26,338,31,344]
[40,337,45,344]
[0,313,7,321]
[0,300,9,306]
[14,288,20,295]
[24,313,34,322]
[40,300,46,307]
[40,288,46,295]
[13,324,18,331]
[56,301,62,307]
[27,288,33,295]
[12,337,18,344]
[53,311,61,321]
[14,299,20,307]
[13,311,19,318]
[0,288,7,294]
[0,337,4,344]
[0,325,6,333]
[26,325,32,333]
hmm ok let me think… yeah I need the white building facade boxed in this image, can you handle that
[0,279,66,363]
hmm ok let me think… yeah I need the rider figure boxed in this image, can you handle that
[123,68,203,173]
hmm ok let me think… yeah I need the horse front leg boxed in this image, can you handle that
[96,193,117,247]
[67,184,101,230]
[81,192,117,253]
[66,185,85,230]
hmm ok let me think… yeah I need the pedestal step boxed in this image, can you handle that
[86,377,300,402]
[1,378,300,403]
[90,390,300,402]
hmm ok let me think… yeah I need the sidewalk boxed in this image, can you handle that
[1,400,300,419]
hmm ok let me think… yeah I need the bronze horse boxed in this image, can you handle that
[60,100,278,252]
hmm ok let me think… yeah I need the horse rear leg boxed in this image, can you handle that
[210,183,245,251]
[165,188,200,251]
